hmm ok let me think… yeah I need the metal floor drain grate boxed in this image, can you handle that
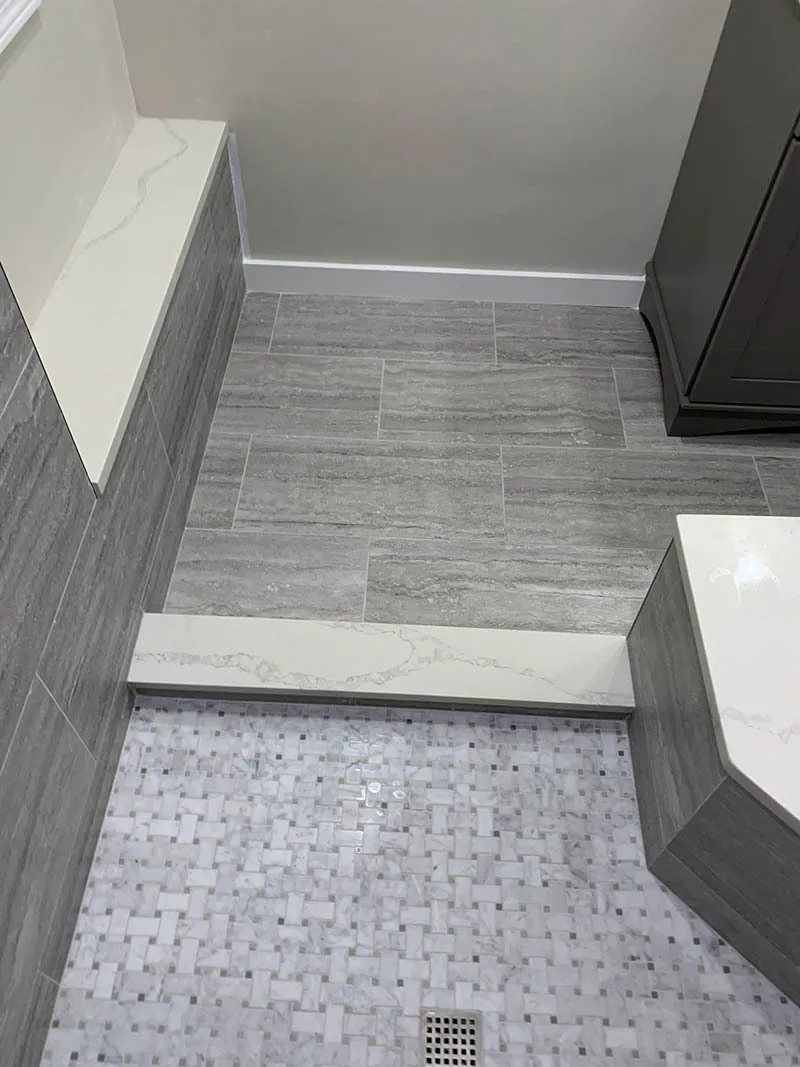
[422,1011,481,1067]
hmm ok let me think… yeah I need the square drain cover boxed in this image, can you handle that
[422,1011,481,1067]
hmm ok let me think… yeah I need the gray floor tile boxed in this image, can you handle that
[186,433,250,530]
[0,268,33,417]
[41,700,800,1067]
[231,293,280,353]
[502,446,769,552]
[380,361,624,447]
[615,368,800,455]
[236,437,504,539]
[365,539,662,634]
[270,295,495,361]
[213,352,382,438]
[165,529,369,619]
[754,457,800,515]
[495,303,657,366]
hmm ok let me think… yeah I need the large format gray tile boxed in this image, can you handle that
[0,675,93,1062]
[502,446,769,551]
[237,437,504,539]
[144,209,223,468]
[202,257,246,417]
[495,303,657,367]
[37,386,173,753]
[365,539,661,634]
[39,678,133,987]
[213,352,382,438]
[166,529,369,619]
[142,391,213,612]
[186,432,250,530]
[754,457,800,515]
[627,544,726,862]
[231,293,281,353]
[0,267,33,417]
[270,295,495,362]
[0,356,95,767]
[380,361,624,447]
[615,367,800,455]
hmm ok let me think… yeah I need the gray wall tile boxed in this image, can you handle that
[37,387,173,752]
[627,544,725,860]
[144,209,223,468]
[0,676,94,1061]
[0,355,94,766]
[0,268,34,417]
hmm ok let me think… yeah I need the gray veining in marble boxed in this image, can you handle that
[380,361,624,446]
[37,386,174,753]
[213,352,382,438]
[365,539,662,635]
[40,699,800,1066]
[0,356,95,766]
[495,303,657,367]
[615,367,800,455]
[502,446,769,551]
[166,529,369,619]
[230,292,281,353]
[270,295,495,362]
[236,437,505,539]
[0,675,93,1059]
[0,268,33,418]
[754,456,800,515]
[143,209,223,469]
[185,432,250,530]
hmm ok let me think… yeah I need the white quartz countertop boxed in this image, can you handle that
[675,515,800,833]
[32,118,226,491]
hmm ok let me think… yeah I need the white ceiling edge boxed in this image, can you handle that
[0,0,40,55]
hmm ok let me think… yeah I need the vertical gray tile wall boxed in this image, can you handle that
[0,146,244,1065]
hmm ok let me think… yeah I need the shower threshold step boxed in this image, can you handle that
[129,614,634,713]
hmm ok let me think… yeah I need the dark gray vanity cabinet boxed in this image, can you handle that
[640,0,800,435]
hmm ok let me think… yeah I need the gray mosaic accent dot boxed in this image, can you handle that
[40,698,800,1067]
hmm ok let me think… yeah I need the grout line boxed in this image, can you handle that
[231,434,253,528]
[611,367,628,449]
[377,360,386,441]
[362,538,371,623]
[752,455,772,515]
[38,969,61,990]
[0,347,34,427]
[36,672,96,764]
[146,386,176,480]
[499,444,508,541]
[492,302,498,364]
[267,293,282,354]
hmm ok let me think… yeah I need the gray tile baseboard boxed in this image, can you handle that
[627,541,800,1003]
[0,143,244,1066]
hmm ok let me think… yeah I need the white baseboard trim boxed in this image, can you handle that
[244,258,645,307]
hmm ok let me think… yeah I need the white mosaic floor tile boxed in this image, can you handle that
[41,698,800,1067]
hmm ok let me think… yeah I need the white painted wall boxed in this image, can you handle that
[0,0,135,320]
[113,0,730,275]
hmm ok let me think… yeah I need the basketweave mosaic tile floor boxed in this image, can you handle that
[41,698,800,1067]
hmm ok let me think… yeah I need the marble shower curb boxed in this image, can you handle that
[129,614,634,712]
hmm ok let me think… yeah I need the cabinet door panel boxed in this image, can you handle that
[653,0,800,385]
[690,139,800,408]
